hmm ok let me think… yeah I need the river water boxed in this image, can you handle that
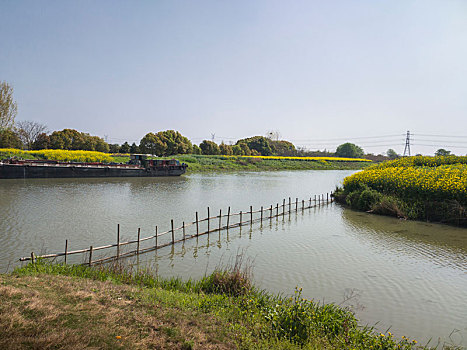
[0,171,466,347]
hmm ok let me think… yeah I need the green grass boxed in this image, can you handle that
[164,155,370,173]
[0,260,454,349]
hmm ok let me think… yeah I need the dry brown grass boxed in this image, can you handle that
[0,274,235,350]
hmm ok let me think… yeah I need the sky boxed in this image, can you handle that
[1,0,466,155]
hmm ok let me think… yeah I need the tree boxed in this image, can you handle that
[236,136,272,155]
[192,144,201,155]
[270,140,296,156]
[119,142,130,153]
[31,133,50,150]
[219,142,233,155]
[199,140,220,155]
[335,143,364,158]
[139,130,192,156]
[239,143,251,156]
[16,120,48,150]
[0,81,18,131]
[386,149,399,160]
[435,149,451,156]
[49,129,109,152]
[0,129,22,148]
[109,144,120,153]
[130,142,140,154]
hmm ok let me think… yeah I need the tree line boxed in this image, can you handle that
[6,80,445,159]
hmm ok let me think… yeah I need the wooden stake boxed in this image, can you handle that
[276,203,279,217]
[288,197,291,213]
[207,207,210,232]
[295,198,298,211]
[250,206,253,224]
[196,212,199,236]
[260,206,263,222]
[30,252,35,264]
[219,209,222,231]
[327,193,329,203]
[137,228,140,255]
[89,246,93,266]
[239,211,242,226]
[117,224,120,260]
[270,205,273,219]
[283,199,286,216]
[155,226,158,249]
[171,219,175,244]
[309,197,312,207]
[302,199,304,211]
[64,240,68,264]
[183,221,186,240]
[227,207,231,228]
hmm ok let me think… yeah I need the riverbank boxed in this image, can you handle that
[163,155,371,173]
[334,156,467,226]
[0,148,371,173]
[1,262,429,350]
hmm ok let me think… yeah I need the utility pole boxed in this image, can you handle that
[403,130,411,157]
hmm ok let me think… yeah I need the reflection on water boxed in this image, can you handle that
[0,171,466,347]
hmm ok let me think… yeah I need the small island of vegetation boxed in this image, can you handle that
[334,156,467,226]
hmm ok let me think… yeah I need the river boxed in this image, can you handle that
[0,170,466,347]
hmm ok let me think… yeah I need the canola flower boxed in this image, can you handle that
[227,155,371,162]
[344,157,467,205]
[0,148,113,163]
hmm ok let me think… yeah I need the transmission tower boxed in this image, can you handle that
[403,130,411,157]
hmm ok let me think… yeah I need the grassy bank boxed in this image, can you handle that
[163,155,370,173]
[334,156,467,226]
[0,148,371,173]
[0,261,445,350]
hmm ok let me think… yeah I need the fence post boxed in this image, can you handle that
[227,207,231,228]
[196,212,199,236]
[207,207,210,232]
[270,205,273,219]
[117,224,120,260]
[295,198,298,212]
[183,221,186,240]
[171,219,175,244]
[327,193,329,203]
[261,206,263,222]
[137,228,140,255]
[219,209,222,231]
[250,206,253,224]
[302,199,304,211]
[239,211,242,226]
[309,197,312,208]
[289,197,291,213]
[64,240,68,264]
[283,199,286,216]
[276,203,279,218]
[155,226,158,249]
[30,252,35,264]
[314,195,317,206]
[89,246,93,266]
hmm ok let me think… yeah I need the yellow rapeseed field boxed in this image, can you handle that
[344,156,467,204]
[229,155,371,162]
[0,148,113,163]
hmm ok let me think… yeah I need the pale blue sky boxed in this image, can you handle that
[1,0,466,154]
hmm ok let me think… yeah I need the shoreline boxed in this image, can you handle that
[0,261,434,350]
